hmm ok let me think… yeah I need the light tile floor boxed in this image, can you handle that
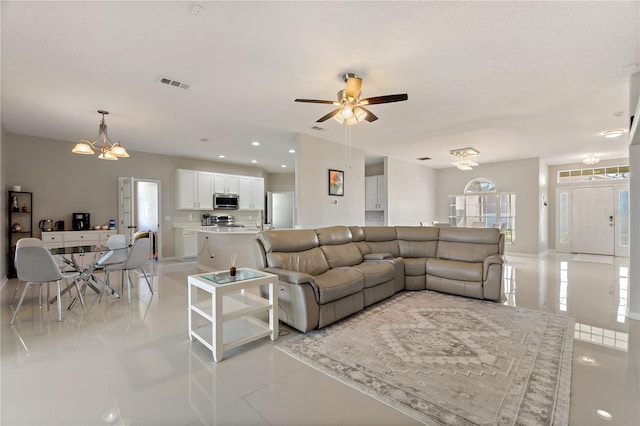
[1,253,638,425]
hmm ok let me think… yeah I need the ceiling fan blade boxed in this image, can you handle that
[316,108,341,122]
[360,107,378,122]
[345,76,362,100]
[359,94,408,105]
[294,98,336,104]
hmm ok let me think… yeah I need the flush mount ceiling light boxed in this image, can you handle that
[583,154,600,165]
[72,110,129,160]
[450,147,480,171]
[603,129,625,138]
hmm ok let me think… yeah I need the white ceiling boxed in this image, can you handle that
[2,1,638,173]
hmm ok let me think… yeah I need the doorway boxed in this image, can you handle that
[556,185,629,256]
[119,177,162,259]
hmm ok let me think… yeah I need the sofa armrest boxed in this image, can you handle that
[262,267,316,285]
[364,252,393,260]
[483,254,503,281]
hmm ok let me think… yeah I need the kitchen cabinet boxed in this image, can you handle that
[7,191,33,278]
[214,174,239,195]
[176,169,214,210]
[175,228,198,260]
[238,177,265,210]
[365,175,385,211]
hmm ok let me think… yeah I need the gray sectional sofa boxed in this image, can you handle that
[253,225,504,333]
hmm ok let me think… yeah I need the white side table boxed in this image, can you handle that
[187,268,278,362]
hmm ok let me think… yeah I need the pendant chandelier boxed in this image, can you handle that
[450,147,480,171]
[72,110,129,160]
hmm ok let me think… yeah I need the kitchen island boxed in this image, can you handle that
[196,227,261,271]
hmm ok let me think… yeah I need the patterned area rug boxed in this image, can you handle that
[277,291,573,425]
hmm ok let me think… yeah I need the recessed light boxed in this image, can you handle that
[603,129,624,138]
[288,149,296,154]
[252,141,260,146]
[250,160,257,164]
[596,409,613,420]
[281,165,287,168]
[218,155,226,159]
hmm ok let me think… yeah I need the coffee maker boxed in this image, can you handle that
[72,213,90,231]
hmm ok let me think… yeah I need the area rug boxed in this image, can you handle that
[277,291,573,425]
[570,254,614,265]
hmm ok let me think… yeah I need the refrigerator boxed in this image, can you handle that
[267,191,295,229]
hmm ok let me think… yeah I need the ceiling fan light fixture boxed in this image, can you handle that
[341,104,353,118]
[354,107,367,122]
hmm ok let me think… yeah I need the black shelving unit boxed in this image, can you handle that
[7,191,33,278]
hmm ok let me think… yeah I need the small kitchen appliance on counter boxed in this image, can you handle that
[55,220,65,231]
[39,219,54,232]
[72,213,90,230]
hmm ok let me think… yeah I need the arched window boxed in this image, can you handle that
[448,178,516,243]
[464,177,496,193]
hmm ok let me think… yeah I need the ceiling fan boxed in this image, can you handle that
[295,73,408,125]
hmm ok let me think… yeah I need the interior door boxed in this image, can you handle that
[119,177,162,259]
[119,177,135,245]
[571,187,614,255]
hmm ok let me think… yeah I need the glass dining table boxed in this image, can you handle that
[49,245,128,308]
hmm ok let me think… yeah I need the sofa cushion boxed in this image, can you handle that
[427,258,483,282]
[348,226,365,242]
[436,227,500,262]
[266,247,330,276]
[403,257,427,276]
[351,261,396,288]
[321,242,364,268]
[258,229,319,252]
[316,226,352,245]
[396,226,439,258]
[314,268,365,304]
[363,226,400,257]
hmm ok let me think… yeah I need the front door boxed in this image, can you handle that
[571,187,615,255]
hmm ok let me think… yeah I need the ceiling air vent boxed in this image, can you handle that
[159,77,190,90]
[417,157,431,161]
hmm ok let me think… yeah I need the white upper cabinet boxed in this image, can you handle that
[176,169,214,210]
[214,173,239,194]
[177,169,263,211]
[196,172,214,210]
[365,175,385,211]
[238,176,265,210]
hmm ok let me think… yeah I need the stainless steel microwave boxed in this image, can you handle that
[214,193,239,210]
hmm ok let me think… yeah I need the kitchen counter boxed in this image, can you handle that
[193,226,263,271]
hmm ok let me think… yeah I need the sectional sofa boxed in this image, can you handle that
[253,225,504,333]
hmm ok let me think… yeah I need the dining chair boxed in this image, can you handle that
[97,234,128,302]
[103,237,153,304]
[11,245,85,325]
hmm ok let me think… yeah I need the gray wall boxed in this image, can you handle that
[435,158,543,255]
[2,132,276,266]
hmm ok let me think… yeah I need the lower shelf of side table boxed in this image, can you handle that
[191,316,272,355]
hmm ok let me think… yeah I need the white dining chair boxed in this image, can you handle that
[103,238,153,304]
[11,245,85,325]
[98,234,128,302]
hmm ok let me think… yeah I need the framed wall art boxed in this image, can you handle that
[328,169,344,196]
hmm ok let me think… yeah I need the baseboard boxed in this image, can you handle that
[627,311,640,321]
